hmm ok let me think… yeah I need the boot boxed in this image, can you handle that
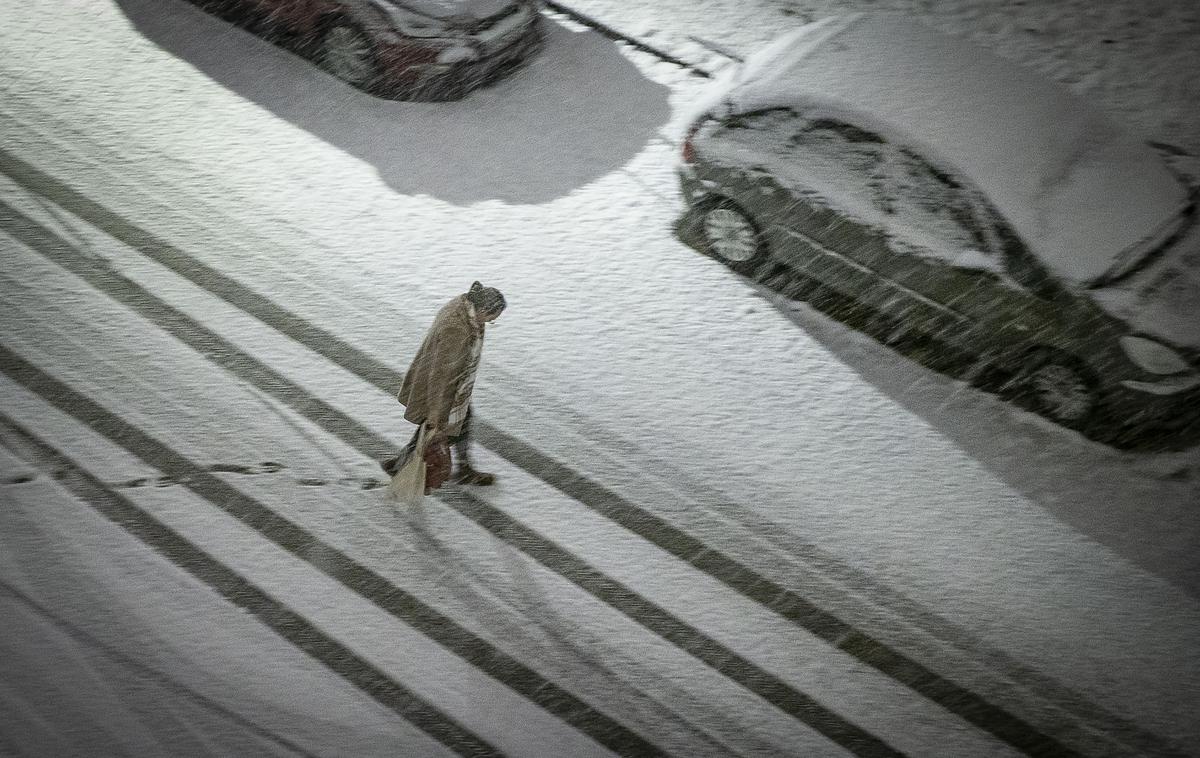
[454,466,496,486]
[452,439,495,486]
[453,452,496,485]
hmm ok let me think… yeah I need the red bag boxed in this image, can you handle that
[423,436,452,492]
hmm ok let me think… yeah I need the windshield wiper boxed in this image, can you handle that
[1090,194,1198,289]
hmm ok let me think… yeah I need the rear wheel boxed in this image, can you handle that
[317,22,378,88]
[700,201,767,274]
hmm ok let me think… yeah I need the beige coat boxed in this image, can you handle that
[398,295,483,436]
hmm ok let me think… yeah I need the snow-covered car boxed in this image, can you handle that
[192,0,543,100]
[678,13,1200,441]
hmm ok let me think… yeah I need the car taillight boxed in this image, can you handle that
[682,121,702,164]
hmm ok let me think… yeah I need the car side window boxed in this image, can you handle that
[718,108,800,133]
[707,108,805,166]
[875,147,987,260]
[782,117,888,218]
[712,113,885,195]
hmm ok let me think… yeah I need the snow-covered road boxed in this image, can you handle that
[2,0,1199,755]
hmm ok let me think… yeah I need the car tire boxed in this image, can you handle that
[412,67,468,102]
[316,21,380,89]
[198,0,257,27]
[700,200,768,275]
[1007,350,1100,430]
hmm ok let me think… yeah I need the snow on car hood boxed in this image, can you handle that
[1090,221,1200,351]
[387,0,513,19]
[696,13,1191,288]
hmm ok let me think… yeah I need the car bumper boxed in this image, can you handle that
[463,18,544,86]
[374,17,543,101]
[1103,374,1200,441]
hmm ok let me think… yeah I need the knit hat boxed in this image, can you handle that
[466,281,506,316]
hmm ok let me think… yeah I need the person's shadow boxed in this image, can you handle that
[113,0,673,206]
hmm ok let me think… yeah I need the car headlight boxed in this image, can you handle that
[1119,335,1192,375]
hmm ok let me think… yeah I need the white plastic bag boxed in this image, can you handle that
[387,426,427,507]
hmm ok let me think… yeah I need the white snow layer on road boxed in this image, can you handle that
[0,443,458,758]
[1,0,1199,753]
[0,198,1022,757]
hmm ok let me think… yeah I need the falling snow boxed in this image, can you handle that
[2,0,1199,756]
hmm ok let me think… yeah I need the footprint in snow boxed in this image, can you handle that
[113,464,379,490]
[207,462,286,475]
[338,477,385,491]
[207,463,256,475]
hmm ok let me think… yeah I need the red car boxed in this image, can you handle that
[195,0,544,100]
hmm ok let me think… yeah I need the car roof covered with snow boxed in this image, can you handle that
[697,13,1191,286]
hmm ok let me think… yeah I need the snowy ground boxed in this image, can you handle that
[2,0,1199,756]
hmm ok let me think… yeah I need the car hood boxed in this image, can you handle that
[1089,221,1200,351]
[386,0,513,20]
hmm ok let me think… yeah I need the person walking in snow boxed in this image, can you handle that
[381,281,507,486]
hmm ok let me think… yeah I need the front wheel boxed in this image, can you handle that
[700,201,767,274]
[1008,352,1099,430]
[317,22,379,88]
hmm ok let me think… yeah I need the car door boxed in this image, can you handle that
[861,145,1007,342]
[868,145,1065,352]
[701,109,818,241]
[764,116,898,310]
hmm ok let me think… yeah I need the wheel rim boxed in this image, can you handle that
[1029,363,1093,422]
[703,207,759,263]
[321,26,373,84]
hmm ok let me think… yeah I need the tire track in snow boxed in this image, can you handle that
[0,577,322,758]
[0,282,751,758]
[0,153,1083,758]
[0,345,667,758]
[0,197,910,757]
[0,413,498,758]
[0,235,665,758]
